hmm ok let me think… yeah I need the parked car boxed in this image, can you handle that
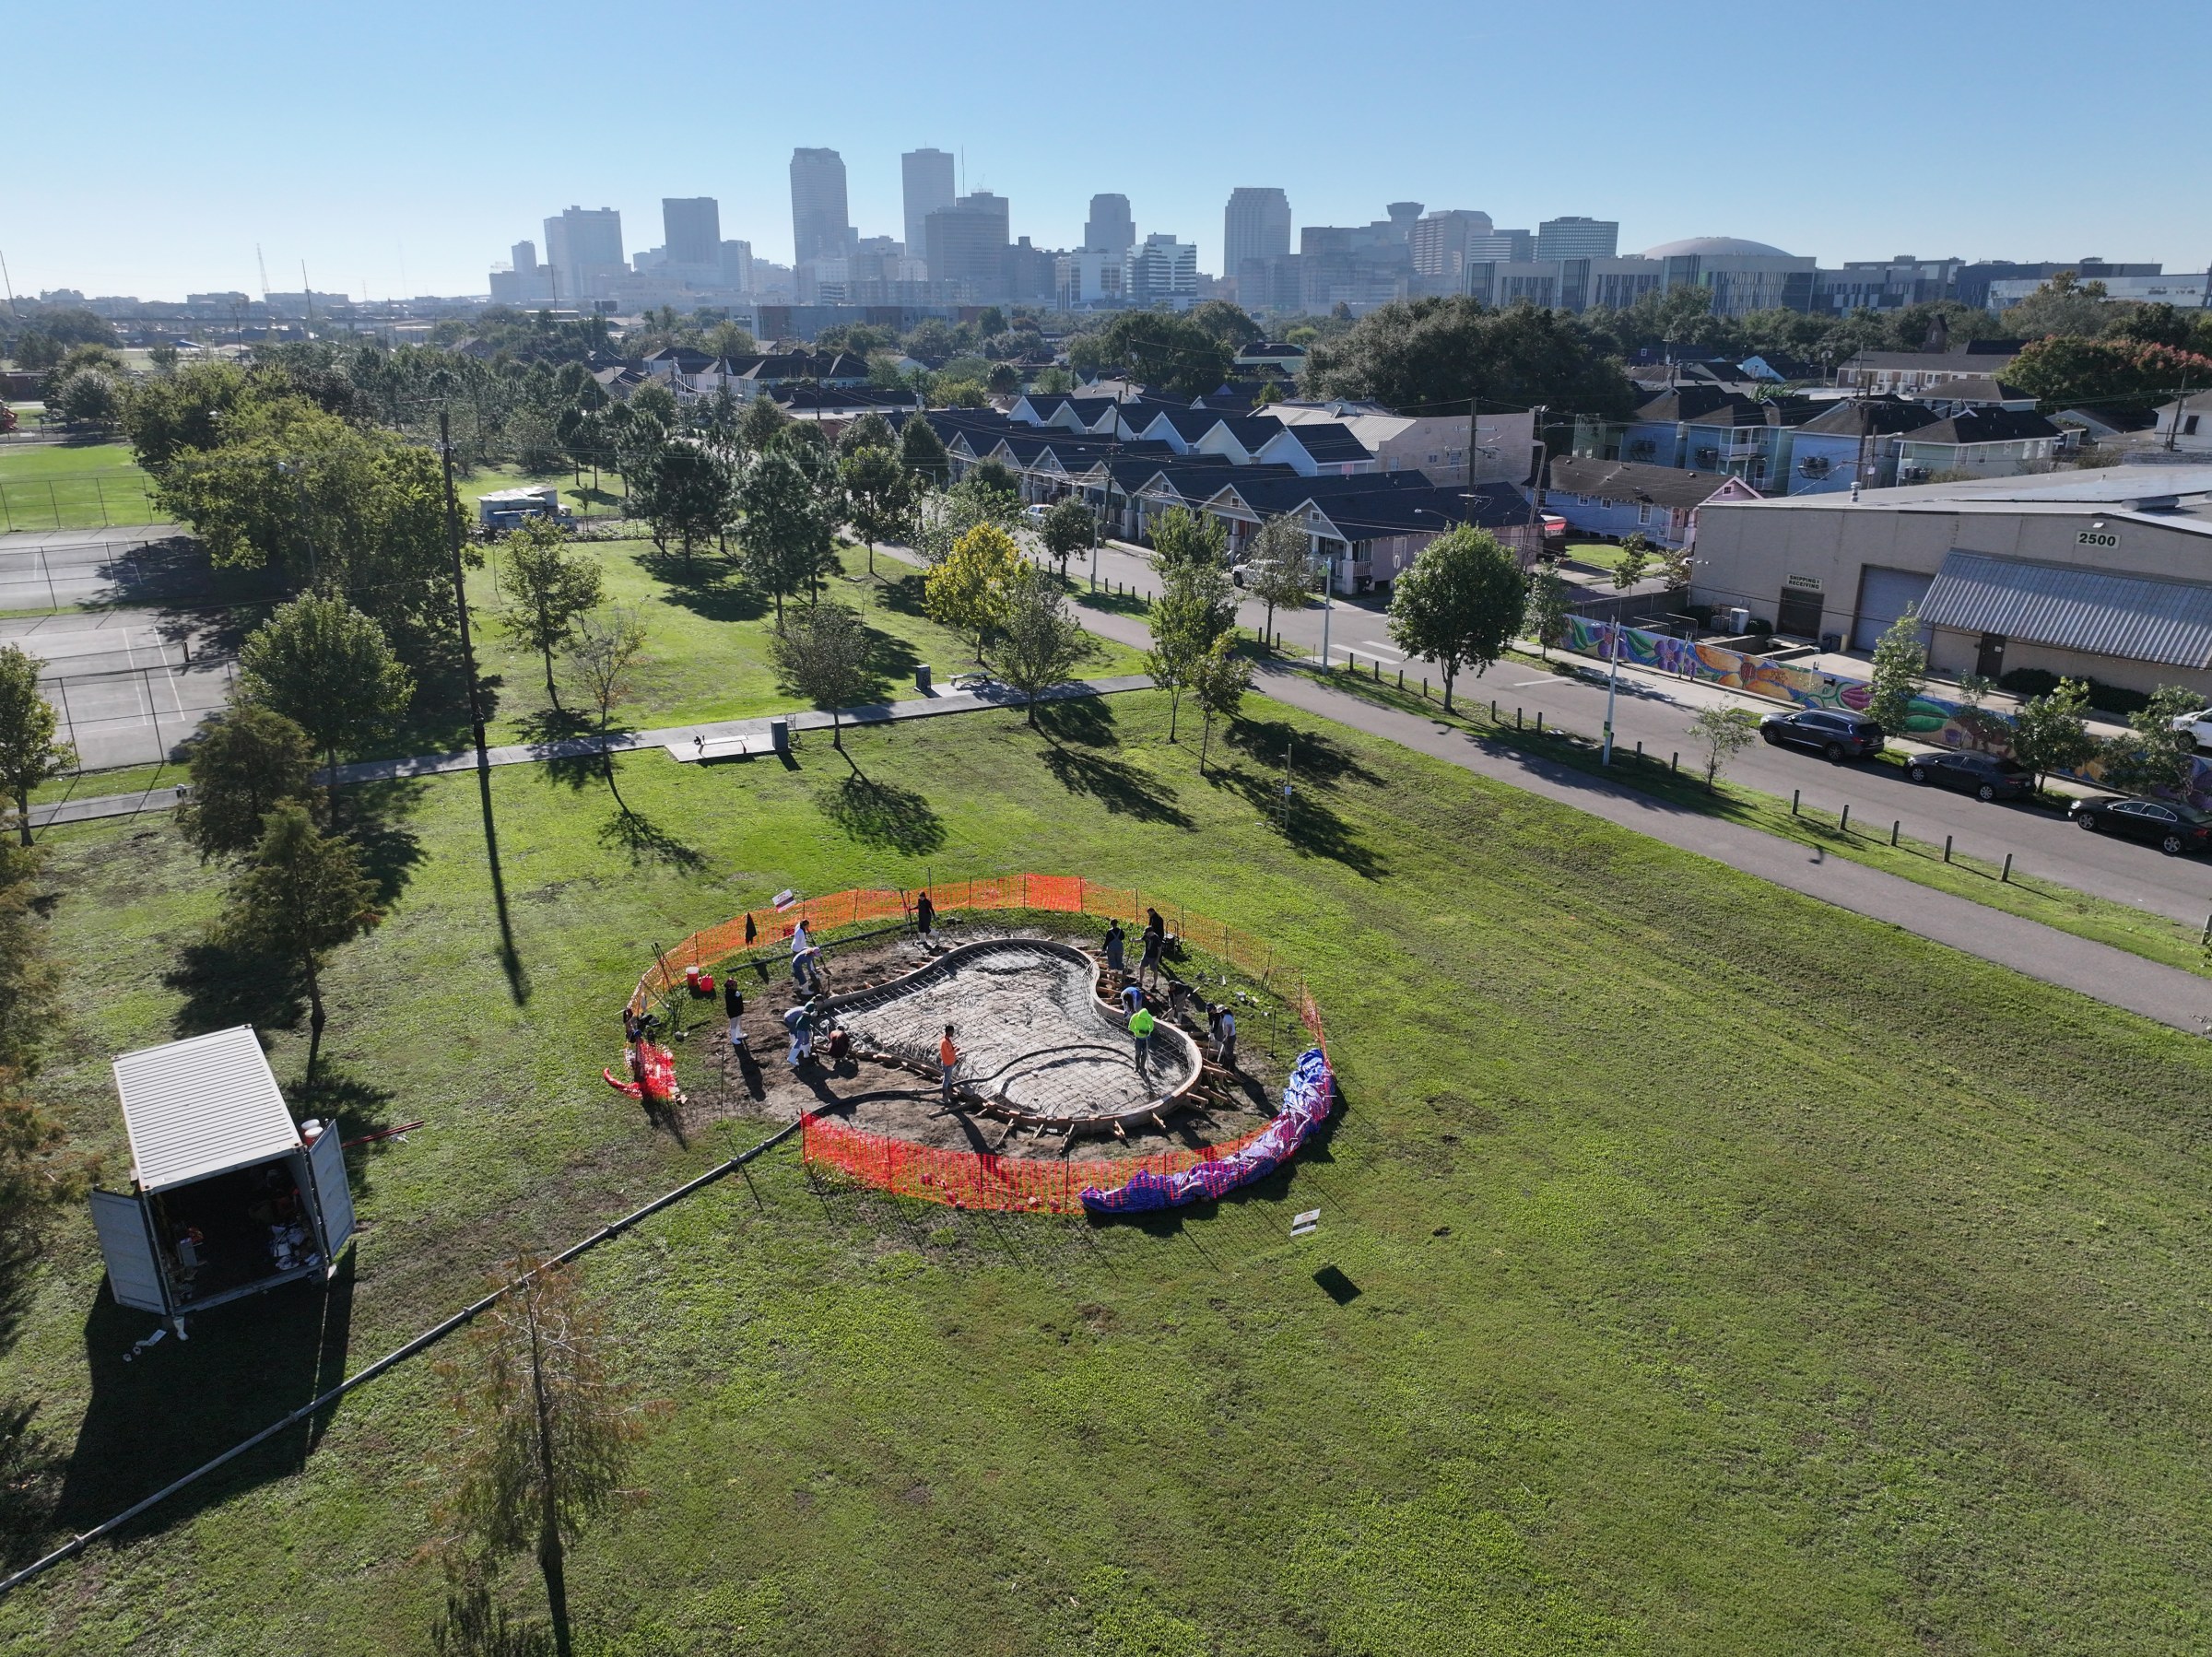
[2167,708,2212,750]
[1022,503,1050,524]
[1903,749,2034,801]
[2069,795,2212,855]
[1758,708,1885,761]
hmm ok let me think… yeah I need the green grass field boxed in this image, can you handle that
[449,536,1147,753]
[4,689,2212,1652]
[0,441,165,533]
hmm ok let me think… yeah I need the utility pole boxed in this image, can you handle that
[1464,393,1479,523]
[2169,373,2190,453]
[0,248,18,317]
[1601,617,1623,763]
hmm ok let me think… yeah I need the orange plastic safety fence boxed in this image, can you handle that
[629,875,1326,1211]
[801,1111,1278,1216]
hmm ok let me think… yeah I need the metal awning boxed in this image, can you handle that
[1917,550,2212,669]
[112,1026,300,1193]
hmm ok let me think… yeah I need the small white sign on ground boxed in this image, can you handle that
[1290,1207,1321,1238]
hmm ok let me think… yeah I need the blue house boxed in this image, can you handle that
[1783,396,1930,494]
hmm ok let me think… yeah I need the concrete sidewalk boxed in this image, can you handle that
[27,673,1153,828]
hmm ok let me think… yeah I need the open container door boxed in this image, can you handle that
[88,1188,171,1315]
[303,1128,355,1268]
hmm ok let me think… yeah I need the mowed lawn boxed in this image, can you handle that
[455,535,1147,749]
[3,691,2211,1653]
[0,441,164,533]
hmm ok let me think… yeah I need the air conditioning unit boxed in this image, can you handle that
[1727,606,1750,632]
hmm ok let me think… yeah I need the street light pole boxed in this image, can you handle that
[1319,548,1335,667]
[1601,617,1622,763]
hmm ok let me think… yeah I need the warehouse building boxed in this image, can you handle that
[1689,466,2212,694]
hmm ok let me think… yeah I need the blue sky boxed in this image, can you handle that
[13,1,2211,301]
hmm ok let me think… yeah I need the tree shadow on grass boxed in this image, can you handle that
[165,934,305,1040]
[598,805,708,871]
[814,775,947,855]
[1034,694,1117,748]
[1040,745,1194,828]
[877,571,930,619]
[342,779,428,908]
[288,1067,403,1197]
[1210,716,1387,879]
[654,567,768,624]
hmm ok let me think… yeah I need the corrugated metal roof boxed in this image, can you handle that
[1919,550,2212,669]
[112,1026,300,1193]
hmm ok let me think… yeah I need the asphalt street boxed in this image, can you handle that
[1066,535,2212,933]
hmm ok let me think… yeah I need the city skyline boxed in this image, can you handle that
[9,1,2211,300]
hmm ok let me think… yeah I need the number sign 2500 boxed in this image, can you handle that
[2077,530,2119,548]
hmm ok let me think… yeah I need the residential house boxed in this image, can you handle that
[1546,456,1760,549]
[2151,390,2212,456]
[1892,408,2061,482]
[1263,401,1534,487]
[1784,396,1933,494]
[1836,347,2019,394]
[1618,387,1814,491]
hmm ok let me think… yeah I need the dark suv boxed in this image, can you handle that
[1904,749,2034,801]
[2069,796,2212,855]
[1758,708,1884,761]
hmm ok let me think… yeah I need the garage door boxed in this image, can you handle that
[1852,566,1935,652]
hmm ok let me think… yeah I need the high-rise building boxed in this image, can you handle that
[663,198,722,266]
[901,149,956,255]
[1084,194,1135,259]
[542,206,625,303]
[720,240,754,294]
[924,191,1010,298]
[1535,217,1619,260]
[1055,249,1124,309]
[1223,187,1293,282]
[1408,209,1497,278]
[789,147,852,264]
[1385,203,1424,243]
[1465,229,1535,262]
[1125,233,1197,307]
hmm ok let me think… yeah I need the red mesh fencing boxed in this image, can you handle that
[628,875,1324,1213]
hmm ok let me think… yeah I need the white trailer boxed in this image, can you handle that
[88,1026,356,1331]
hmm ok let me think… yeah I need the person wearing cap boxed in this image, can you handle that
[938,1023,960,1106]
[1209,1003,1237,1071]
[782,1000,814,1069]
[1129,1005,1156,1075]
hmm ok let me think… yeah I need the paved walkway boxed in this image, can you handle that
[1054,580,2212,1034]
[26,674,1153,828]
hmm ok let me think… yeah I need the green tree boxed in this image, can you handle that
[1037,496,1096,581]
[1186,299,1265,352]
[994,566,1101,726]
[1147,558,1238,741]
[735,452,833,626]
[1147,506,1228,576]
[1307,297,1637,417]
[840,445,916,579]
[899,414,951,486]
[1190,631,1253,776]
[628,381,678,429]
[48,363,124,429]
[970,459,1021,498]
[0,646,74,848]
[2011,677,2097,792]
[2006,335,2212,414]
[732,392,787,460]
[2098,685,2201,797]
[833,410,895,458]
[1076,313,1237,402]
[434,1255,645,1657]
[1865,607,1929,745]
[497,519,605,699]
[222,802,379,1082]
[237,593,414,787]
[177,704,318,861]
[769,601,874,766]
[912,475,1023,567]
[1242,513,1315,645]
[1385,527,1528,711]
[1523,563,1571,661]
[2001,272,2115,341]
[1690,705,1759,791]
[630,441,733,576]
[566,606,651,816]
[0,840,62,1081]
[925,523,1023,657]
[1611,533,1652,591]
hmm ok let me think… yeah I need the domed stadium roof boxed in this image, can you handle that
[1640,236,1796,259]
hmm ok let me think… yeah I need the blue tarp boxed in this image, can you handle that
[1080,1046,1334,1215]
